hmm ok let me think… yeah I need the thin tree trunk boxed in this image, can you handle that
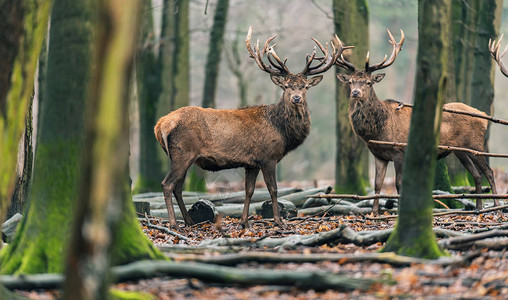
[64,0,164,298]
[201,0,229,108]
[134,0,164,193]
[382,0,450,259]
[333,0,370,194]
[469,0,502,150]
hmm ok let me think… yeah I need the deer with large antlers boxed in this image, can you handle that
[335,29,498,213]
[154,27,349,229]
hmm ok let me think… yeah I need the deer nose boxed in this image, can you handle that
[351,89,361,97]
[292,95,302,103]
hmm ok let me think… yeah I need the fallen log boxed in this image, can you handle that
[438,229,508,250]
[166,251,474,267]
[297,205,372,217]
[0,260,385,291]
[188,199,218,224]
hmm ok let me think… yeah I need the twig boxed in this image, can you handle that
[145,222,192,242]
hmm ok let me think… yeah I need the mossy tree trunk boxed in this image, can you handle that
[447,0,480,186]
[0,1,51,297]
[133,0,165,194]
[0,0,93,275]
[64,0,163,297]
[333,0,370,194]
[382,0,450,259]
[0,0,51,229]
[447,0,502,185]
[468,0,502,152]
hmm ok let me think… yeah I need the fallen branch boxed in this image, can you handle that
[166,251,474,267]
[439,229,508,250]
[144,222,193,242]
[395,102,508,126]
[369,140,508,158]
[0,260,386,291]
[367,204,508,220]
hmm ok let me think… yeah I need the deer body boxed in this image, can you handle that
[336,29,497,213]
[155,27,348,229]
[155,99,310,173]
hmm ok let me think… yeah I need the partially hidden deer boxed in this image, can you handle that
[154,27,350,229]
[334,29,498,213]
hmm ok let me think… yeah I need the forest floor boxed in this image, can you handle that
[107,212,507,299]
[11,171,508,299]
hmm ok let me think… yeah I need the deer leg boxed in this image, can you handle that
[161,155,194,229]
[373,157,388,214]
[241,168,260,228]
[261,163,284,228]
[393,155,404,194]
[161,171,179,229]
[468,154,499,206]
[173,176,194,226]
[455,152,484,209]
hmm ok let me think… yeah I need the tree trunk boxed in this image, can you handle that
[333,0,370,194]
[201,0,229,109]
[133,0,164,194]
[0,0,93,274]
[64,0,163,298]
[382,0,450,259]
[468,0,502,150]
[0,0,51,249]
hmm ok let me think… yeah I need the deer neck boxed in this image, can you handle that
[267,98,311,155]
[348,92,389,141]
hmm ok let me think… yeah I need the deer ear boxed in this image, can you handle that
[307,75,323,87]
[271,75,285,88]
[336,73,350,83]
[372,73,385,83]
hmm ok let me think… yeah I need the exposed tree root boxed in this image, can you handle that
[166,250,479,267]
[0,260,386,291]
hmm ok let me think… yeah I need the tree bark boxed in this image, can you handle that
[0,0,92,275]
[382,0,450,259]
[0,0,51,232]
[133,0,165,193]
[63,0,163,298]
[201,0,229,109]
[333,0,370,194]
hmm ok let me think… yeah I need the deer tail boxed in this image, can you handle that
[154,121,170,156]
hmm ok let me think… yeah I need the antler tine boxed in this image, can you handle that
[489,34,508,77]
[367,29,405,72]
[245,26,288,76]
[302,42,323,74]
[333,34,356,71]
[304,34,353,76]
[267,44,291,74]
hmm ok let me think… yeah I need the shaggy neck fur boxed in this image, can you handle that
[348,90,389,141]
[266,97,311,155]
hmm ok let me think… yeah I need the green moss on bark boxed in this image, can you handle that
[333,0,370,195]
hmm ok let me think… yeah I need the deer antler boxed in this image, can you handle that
[366,29,405,73]
[333,35,356,71]
[245,26,291,76]
[301,34,353,76]
[489,34,508,77]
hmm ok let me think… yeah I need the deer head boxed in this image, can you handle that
[245,26,352,105]
[335,29,405,99]
[489,34,508,77]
